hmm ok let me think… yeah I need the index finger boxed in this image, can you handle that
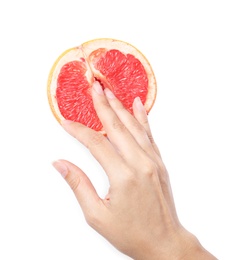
[61,120,124,181]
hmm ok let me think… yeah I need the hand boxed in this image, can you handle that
[53,82,217,259]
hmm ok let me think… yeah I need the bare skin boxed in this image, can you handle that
[53,81,217,259]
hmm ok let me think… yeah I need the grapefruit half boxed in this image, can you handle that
[47,38,157,132]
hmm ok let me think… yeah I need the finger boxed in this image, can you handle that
[132,97,161,157]
[52,159,103,222]
[61,120,124,181]
[92,81,145,162]
[104,88,156,159]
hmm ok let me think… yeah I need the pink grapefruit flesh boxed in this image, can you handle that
[47,38,157,132]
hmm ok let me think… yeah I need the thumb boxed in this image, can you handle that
[52,159,103,224]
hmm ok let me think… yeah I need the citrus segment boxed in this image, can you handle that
[56,60,102,131]
[90,49,148,114]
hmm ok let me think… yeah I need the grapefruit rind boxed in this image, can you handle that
[47,38,157,129]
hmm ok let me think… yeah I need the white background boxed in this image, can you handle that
[0,0,238,259]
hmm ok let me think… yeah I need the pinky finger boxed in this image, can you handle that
[133,97,161,157]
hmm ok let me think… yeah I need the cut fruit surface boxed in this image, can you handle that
[47,38,157,132]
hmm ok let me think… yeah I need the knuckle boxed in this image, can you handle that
[132,119,145,133]
[148,133,155,144]
[117,166,138,187]
[125,171,138,185]
[142,160,158,179]
[102,100,112,109]
[141,117,149,126]
[112,120,126,131]
[121,175,138,191]
[88,132,105,148]
[67,175,81,192]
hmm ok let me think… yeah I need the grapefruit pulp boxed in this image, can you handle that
[47,38,157,132]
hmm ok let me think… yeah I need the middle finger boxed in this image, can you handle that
[92,81,146,162]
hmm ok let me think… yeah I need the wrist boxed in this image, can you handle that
[138,228,217,260]
[179,233,217,260]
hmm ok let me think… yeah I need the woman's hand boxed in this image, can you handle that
[53,81,217,259]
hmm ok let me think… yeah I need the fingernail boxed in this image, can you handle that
[134,97,145,111]
[52,160,68,178]
[104,88,115,99]
[92,81,104,95]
